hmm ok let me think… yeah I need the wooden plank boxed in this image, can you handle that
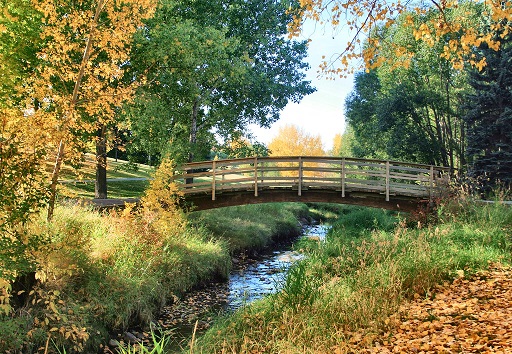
[258,166,299,173]
[342,158,345,198]
[254,157,258,197]
[301,166,341,173]
[216,177,255,184]
[298,157,303,196]
[389,165,431,174]
[182,187,212,194]
[215,167,256,176]
[386,161,390,202]
[303,182,342,189]
[301,176,344,182]
[172,171,213,179]
[429,165,434,201]
[212,160,216,201]
[389,173,430,181]
[180,181,213,188]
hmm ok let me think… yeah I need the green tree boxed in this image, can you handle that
[344,71,389,159]
[464,35,512,190]
[127,0,314,164]
[26,0,156,209]
[345,10,469,169]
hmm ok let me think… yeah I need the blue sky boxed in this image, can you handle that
[249,19,355,151]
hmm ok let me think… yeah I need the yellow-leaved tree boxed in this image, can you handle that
[330,132,343,156]
[26,0,156,220]
[289,0,512,74]
[269,124,325,156]
[268,124,325,177]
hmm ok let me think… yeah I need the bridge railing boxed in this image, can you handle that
[171,156,450,202]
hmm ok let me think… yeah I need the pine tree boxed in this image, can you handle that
[464,35,512,191]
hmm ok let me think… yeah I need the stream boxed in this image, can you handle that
[226,223,328,310]
[113,224,329,351]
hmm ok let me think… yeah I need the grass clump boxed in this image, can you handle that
[188,202,310,253]
[0,204,230,353]
[194,198,512,353]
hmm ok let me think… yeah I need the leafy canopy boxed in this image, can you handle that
[127,0,314,163]
[343,8,472,170]
[269,124,325,157]
[289,0,512,75]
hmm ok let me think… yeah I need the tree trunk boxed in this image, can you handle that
[186,99,199,184]
[95,125,107,199]
[47,140,65,221]
[47,0,105,221]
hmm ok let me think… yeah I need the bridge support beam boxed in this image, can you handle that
[183,189,427,213]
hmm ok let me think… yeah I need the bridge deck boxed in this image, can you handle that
[171,156,450,211]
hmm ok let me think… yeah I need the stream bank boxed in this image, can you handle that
[104,203,324,351]
[157,223,329,352]
[106,223,329,352]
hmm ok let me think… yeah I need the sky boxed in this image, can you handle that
[249,20,355,152]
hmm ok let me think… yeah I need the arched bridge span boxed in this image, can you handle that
[171,156,450,212]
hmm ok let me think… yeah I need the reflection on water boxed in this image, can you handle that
[227,224,328,310]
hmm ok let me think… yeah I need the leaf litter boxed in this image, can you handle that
[341,263,512,353]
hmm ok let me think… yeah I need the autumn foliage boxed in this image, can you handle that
[342,264,512,353]
[268,124,325,157]
[268,124,325,177]
[289,0,512,74]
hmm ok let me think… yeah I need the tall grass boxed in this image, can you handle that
[188,203,310,253]
[0,205,230,353]
[1,199,314,353]
[194,199,512,353]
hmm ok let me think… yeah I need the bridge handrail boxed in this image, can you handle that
[171,156,450,203]
[179,156,451,170]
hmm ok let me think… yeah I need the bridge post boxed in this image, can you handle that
[212,160,216,201]
[341,158,345,198]
[429,165,434,202]
[298,157,303,196]
[385,161,390,202]
[254,157,258,197]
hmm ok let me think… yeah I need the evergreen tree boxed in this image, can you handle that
[464,35,512,191]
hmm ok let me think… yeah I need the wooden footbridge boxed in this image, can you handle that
[171,156,450,212]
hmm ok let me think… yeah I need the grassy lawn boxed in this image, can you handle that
[53,154,155,199]
[49,153,155,181]
[60,179,150,199]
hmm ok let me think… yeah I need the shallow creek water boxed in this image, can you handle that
[114,224,329,351]
[166,224,329,350]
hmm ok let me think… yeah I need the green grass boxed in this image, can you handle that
[61,179,150,199]
[53,154,154,199]
[188,203,311,253]
[1,205,230,353]
[53,153,155,181]
[192,199,512,353]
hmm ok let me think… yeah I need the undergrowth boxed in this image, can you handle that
[188,203,310,253]
[0,160,229,353]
